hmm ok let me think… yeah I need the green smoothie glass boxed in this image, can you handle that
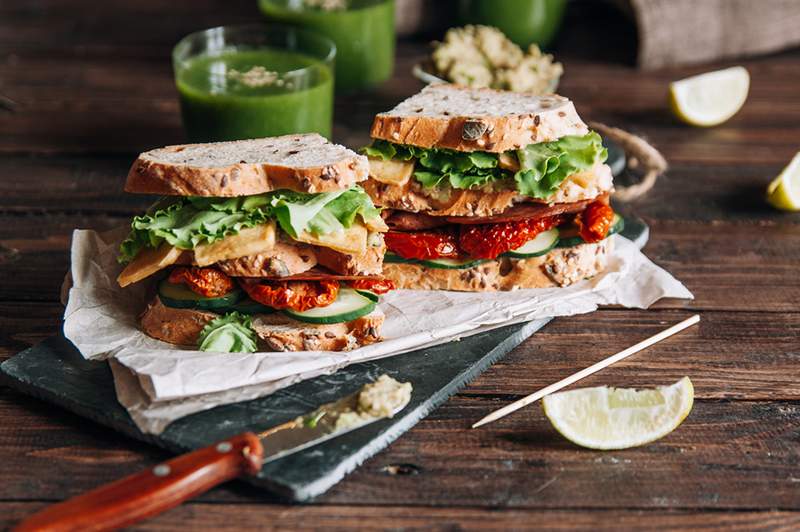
[458,0,567,49]
[173,25,335,142]
[258,0,395,93]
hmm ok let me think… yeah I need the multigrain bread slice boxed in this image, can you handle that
[383,239,612,291]
[140,297,384,351]
[370,84,588,153]
[125,134,369,196]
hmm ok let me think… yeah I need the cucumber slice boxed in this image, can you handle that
[386,253,487,269]
[384,252,415,264]
[283,288,376,325]
[226,298,276,315]
[558,215,625,248]
[504,228,559,258]
[419,257,488,269]
[608,213,625,236]
[356,290,380,303]
[557,235,585,248]
[158,279,242,311]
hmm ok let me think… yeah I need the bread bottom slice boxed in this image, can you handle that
[140,297,384,352]
[383,239,612,291]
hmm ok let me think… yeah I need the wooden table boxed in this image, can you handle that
[2,2,799,529]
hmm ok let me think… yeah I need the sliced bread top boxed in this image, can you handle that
[125,134,369,196]
[370,84,589,153]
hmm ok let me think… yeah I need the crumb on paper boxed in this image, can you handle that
[431,25,563,94]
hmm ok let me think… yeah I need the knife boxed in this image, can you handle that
[14,376,411,532]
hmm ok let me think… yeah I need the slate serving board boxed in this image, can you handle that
[0,218,647,501]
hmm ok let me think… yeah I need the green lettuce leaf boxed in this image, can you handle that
[119,186,381,263]
[514,131,607,198]
[198,312,257,353]
[361,132,607,199]
[362,141,399,160]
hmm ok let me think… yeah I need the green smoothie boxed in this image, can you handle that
[259,0,395,92]
[175,48,334,142]
[458,0,567,48]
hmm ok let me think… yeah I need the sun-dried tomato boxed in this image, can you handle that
[350,278,396,294]
[577,201,615,243]
[458,215,564,259]
[384,230,460,260]
[239,279,339,312]
[168,267,235,298]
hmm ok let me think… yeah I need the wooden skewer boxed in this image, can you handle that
[471,314,700,429]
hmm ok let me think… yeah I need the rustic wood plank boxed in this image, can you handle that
[470,310,800,401]
[558,53,800,166]
[0,155,141,214]
[2,0,799,167]
[1,0,798,522]
[0,213,121,303]
[4,47,799,163]
[1,388,798,509]
[0,44,423,154]
[3,305,799,400]
[3,502,799,532]
[311,398,800,509]
[4,154,800,227]
[642,221,800,312]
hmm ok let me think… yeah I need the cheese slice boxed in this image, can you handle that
[117,244,183,287]
[369,157,415,186]
[548,163,614,204]
[498,152,520,172]
[294,222,368,255]
[193,222,276,267]
[363,215,388,233]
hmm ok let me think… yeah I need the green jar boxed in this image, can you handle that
[173,25,335,142]
[259,0,395,93]
[458,0,567,48]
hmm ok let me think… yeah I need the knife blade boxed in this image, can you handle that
[14,375,412,532]
[258,383,410,463]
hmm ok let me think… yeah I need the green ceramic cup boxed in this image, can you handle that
[458,0,568,48]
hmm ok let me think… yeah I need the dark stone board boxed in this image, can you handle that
[0,218,647,501]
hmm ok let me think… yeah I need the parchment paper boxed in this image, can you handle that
[63,228,692,434]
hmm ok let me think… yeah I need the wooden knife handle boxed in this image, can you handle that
[14,432,264,532]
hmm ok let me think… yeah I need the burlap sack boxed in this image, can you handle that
[630,0,800,69]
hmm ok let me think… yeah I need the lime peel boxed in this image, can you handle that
[542,377,694,450]
[766,152,800,212]
[669,67,749,127]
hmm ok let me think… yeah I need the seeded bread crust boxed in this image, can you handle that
[140,297,384,351]
[370,85,588,153]
[125,134,369,196]
[383,239,612,291]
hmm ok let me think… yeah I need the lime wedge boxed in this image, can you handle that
[542,377,693,450]
[766,152,800,211]
[669,67,749,127]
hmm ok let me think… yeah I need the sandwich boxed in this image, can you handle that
[116,134,391,353]
[362,84,621,291]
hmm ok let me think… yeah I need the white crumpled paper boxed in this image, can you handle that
[63,228,692,434]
